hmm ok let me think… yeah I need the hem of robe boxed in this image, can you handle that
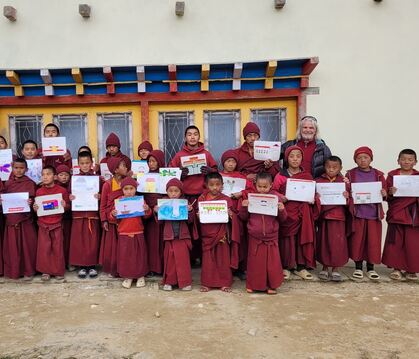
[69,218,100,266]
[162,239,192,288]
[200,242,233,288]
[316,219,349,267]
[144,219,163,274]
[349,218,382,264]
[36,225,66,276]
[117,233,148,279]
[99,223,118,276]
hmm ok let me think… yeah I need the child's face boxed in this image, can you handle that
[115,161,128,177]
[42,169,56,185]
[148,156,159,171]
[288,150,303,169]
[325,160,342,178]
[355,154,372,170]
[78,156,93,173]
[22,143,37,159]
[44,126,58,137]
[185,129,200,147]
[107,145,120,156]
[398,154,417,171]
[223,158,237,172]
[139,149,150,160]
[167,186,181,199]
[256,178,272,194]
[245,133,259,148]
[57,172,70,184]
[12,162,26,177]
[122,185,136,197]
[206,178,223,196]
[0,137,7,149]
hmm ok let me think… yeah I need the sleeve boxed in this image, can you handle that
[205,151,218,170]
[237,198,249,222]
[168,153,181,168]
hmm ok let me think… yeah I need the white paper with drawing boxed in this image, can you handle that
[100,163,112,181]
[316,182,346,205]
[41,137,67,157]
[131,160,149,176]
[253,141,281,161]
[26,159,43,184]
[71,176,100,211]
[222,176,247,196]
[159,168,182,193]
[248,193,278,216]
[180,154,207,176]
[1,192,30,214]
[198,200,229,223]
[0,149,13,181]
[285,178,316,203]
[393,175,419,197]
[35,193,64,217]
[351,182,383,204]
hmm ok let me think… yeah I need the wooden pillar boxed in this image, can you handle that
[141,101,149,141]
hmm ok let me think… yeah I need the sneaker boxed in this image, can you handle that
[122,279,133,289]
[136,277,146,288]
[162,284,173,291]
[78,269,87,279]
[88,269,98,278]
[181,285,192,291]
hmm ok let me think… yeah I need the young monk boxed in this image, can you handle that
[34,166,70,281]
[138,141,153,160]
[99,156,130,276]
[239,172,287,294]
[99,132,131,172]
[382,149,419,281]
[0,135,8,149]
[69,151,102,279]
[21,140,41,160]
[2,159,37,280]
[111,177,151,289]
[276,145,317,280]
[346,146,387,281]
[143,150,166,277]
[40,123,72,169]
[314,156,349,282]
[158,178,198,291]
[197,172,239,292]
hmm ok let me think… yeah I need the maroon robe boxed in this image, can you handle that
[346,167,386,264]
[236,142,279,178]
[39,148,72,170]
[0,180,4,276]
[382,169,419,272]
[3,175,37,279]
[35,184,70,276]
[314,174,349,267]
[99,151,132,172]
[57,180,72,265]
[278,170,317,269]
[239,190,287,291]
[198,191,240,288]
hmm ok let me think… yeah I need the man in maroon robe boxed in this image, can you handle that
[39,123,72,170]
[99,132,132,172]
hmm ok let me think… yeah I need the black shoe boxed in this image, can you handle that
[145,272,155,278]
[78,269,87,279]
[234,270,247,281]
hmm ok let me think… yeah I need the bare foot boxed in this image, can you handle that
[200,286,210,292]
[246,288,254,293]
[267,289,277,295]
[221,287,232,293]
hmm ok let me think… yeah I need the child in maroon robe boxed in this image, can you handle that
[56,164,72,269]
[277,145,317,281]
[34,166,70,281]
[382,149,419,281]
[69,151,102,279]
[158,178,198,291]
[111,177,151,289]
[138,141,153,160]
[314,156,350,282]
[346,146,387,281]
[99,156,130,276]
[21,140,41,161]
[143,150,166,277]
[238,172,287,294]
[197,172,240,292]
[2,159,37,280]
[39,123,72,170]
[99,132,132,173]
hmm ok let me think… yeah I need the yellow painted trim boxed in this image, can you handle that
[71,68,83,83]
[6,70,20,85]
[201,80,209,92]
[14,86,24,97]
[75,83,84,95]
[266,61,277,77]
[264,78,274,90]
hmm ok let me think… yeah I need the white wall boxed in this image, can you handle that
[1,0,418,174]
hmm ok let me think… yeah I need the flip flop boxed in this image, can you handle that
[318,270,329,281]
[294,269,314,280]
[200,286,210,292]
[366,270,380,281]
[352,269,364,279]
[331,272,342,282]
[283,269,291,280]
[406,273,419,281]
[246,288,254,293]
[267,289,277,295]
[221,287,232,293]
[389,270,403,281]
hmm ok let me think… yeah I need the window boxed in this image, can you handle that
[204,110,241,168]
[251,108,287,143]
[97,112,133,160]
[53,114,88,157]
[159,111,194,165]
[9,115,43,155]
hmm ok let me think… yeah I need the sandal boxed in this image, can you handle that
[389,270,403,281]
[294,269,314,280]
[283,269,291,280]
[162,284,173,291]
[366,270,380,281]
[406,273,419,281]
[41,273,51,281]
[181,285,192,291]
[267,288,277,295]
[246,288,254,293]
[352,269,364,279]
[318,270,329,281]
[200,286,210,292]
[221,287,232,293]
[331,272,342,282]
[136,277,146,288]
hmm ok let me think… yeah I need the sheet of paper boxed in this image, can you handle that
[351,181,383,204]
[72,159,80,175]
[222,176,247,196]
[41,137,67,157]
[115,196,145,218]
[180,154,207,176]
[159,167,182,193]
[131,160,149,176]
[35,193,64,217]
[26,158,43,184]
[137,173,160,193]
[1,192,30,214]
[198,200,229,223]
[71,176,100,211]
[316,182,346,205]
[285,178,316,203]
[253,141,281,161]
[0,149,13,181]
[157,198,188,220]
[393,175,419,197]
[248,193,278,216]
[100,163,112,181]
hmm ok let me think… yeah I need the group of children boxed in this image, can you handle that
[0,123,418,295]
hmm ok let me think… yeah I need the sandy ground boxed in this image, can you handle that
[0,264,418,359]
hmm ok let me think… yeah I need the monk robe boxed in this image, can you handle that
[278,169,317,269]
[314,174,349,267]
[57,180,72,265]
[239,190,287,291]
[198,191,240,289]
[161,204,198,288]
[346,167,386,264]
[0,180,4,276]
[35,183,70,276]
[113,206,151,279]
[99,177,123,276]
[382,169,419,273]
[39,148,72,170]
[99,151,132,172]
[2,175,37,279]
[69,170,103,267]
[236,143,279,178]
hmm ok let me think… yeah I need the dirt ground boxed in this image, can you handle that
[0,264,418,359]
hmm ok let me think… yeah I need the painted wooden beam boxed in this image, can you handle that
[136,66,145,82]
[137,82,146,93]
[141,101,150,141]
[75,83,84,96]
[168,64,177,93]
[14,86,24,97]
[71,68,83,83]
[302,57,319,75]
[264,78,274,90]
[201,64,210,80]
[233,63,243,79]
[40,69,52,84]
[6,70,20,85]
[103,66,113,82]
[201,80,209,92]
[232,79,241,91]
[45,85,54,96]
[265,60,277,77]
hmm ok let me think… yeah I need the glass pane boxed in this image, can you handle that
[253,109,281,142]
[102,114,130,158]
[163,112,190,165]
[54,115,86,157]
[206,111,238,168]
[13,116,43,156]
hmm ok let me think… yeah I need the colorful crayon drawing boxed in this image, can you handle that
[115,196,145,219]
[42,199,59,211]
[180,154,207,176]
[157,199,188,220]
[41,137,67,157]
[27,159,43,184]
[198,200,229,223]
